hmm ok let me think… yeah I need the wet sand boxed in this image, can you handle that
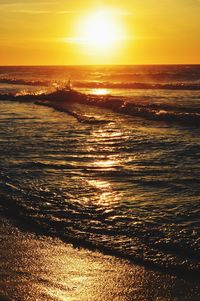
[0,218,200,301]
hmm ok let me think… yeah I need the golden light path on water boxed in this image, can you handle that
[91,88,109,95]
[84,126,125,207]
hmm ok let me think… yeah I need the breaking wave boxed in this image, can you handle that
[0,88,199,127]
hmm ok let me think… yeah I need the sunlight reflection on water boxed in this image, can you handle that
[87,179,114,206]
[91,88,109,95]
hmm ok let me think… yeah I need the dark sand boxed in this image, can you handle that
[0,219,200,301]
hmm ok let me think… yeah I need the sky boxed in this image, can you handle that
[1,0,200,65]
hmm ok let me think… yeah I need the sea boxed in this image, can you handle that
[0,65,199,278]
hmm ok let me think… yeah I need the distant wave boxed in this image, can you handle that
[0,78,50,86]
[0,89,199,127]
[89,66,200,83]
[1,77,200,90]
[75,81,200,90]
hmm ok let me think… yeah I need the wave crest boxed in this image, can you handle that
[0,88,199,127]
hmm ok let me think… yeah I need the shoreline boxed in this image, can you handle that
[1,218,200,301]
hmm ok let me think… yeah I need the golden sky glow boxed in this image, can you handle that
[1,0,200,65]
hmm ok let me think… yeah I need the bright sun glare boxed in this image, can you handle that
[77,10,123,51]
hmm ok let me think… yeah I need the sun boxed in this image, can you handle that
[78,10,123,50]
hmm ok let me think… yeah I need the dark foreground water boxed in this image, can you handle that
[0,65,200,278]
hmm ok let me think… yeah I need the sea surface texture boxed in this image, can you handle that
[0,65,199,277]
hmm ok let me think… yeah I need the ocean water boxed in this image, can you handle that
[0,65,200,278]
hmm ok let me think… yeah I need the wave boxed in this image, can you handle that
[87,96,200,126]
[0,88,199,127]
[87,65,200,83]
[37,101,110,124]
[74,81,200,90]
[0,78,50,86]
[1,77,200,90]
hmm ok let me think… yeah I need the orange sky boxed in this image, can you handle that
[1,0,200,65]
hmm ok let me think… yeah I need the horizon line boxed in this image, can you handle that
[1,63,200,67]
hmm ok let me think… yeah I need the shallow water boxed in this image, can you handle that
[0,65,200,277]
